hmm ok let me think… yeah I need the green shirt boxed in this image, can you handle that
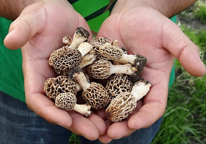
[0,1,175,102]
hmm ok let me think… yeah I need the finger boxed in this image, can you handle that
[26,92,73,129]
[98,134,113,143]
[107,121,134,139]
[87,112,107,135]
[4,3,46,49]
[68,112,100,141]
[162,19,205,77]
[98,119,113,143]
[128,83,168,130]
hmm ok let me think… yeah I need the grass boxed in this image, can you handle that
[68,2,206,144]
[193,1,206,24]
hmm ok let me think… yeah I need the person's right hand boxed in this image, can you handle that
[4,0,107,140]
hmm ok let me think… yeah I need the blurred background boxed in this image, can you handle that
[153,0,206,143]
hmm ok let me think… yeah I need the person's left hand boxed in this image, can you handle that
[96,1,205,143]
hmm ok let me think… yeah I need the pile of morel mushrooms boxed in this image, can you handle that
[44,27,151,122]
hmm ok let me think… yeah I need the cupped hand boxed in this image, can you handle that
[4,0,106,140]
[97,3,205,143]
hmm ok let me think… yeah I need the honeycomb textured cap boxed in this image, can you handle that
[44,76,78,101]
[49,46,82,73]
[106,74,133,99]
[90,37,110,60]
[90,37,110,48]
[106,92,137,122]
[55,92,77,111]
[82,82,111,110]
[99,43,123,60]
[87,59,111,79]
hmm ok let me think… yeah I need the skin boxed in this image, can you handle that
[97,0,205,143]
[2,0,205,143]
[4,0,106,141]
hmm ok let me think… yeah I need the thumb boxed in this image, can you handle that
[4,3,46,49]
[163,19,205,77]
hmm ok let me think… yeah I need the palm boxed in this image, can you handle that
[4,0,106,140]
[97,6,205,140]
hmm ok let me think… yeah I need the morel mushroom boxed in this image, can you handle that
[64,27,90,49]
[49,42,93,74]
[99,42,147,69]
[106,74,133,99]
[55,92,91,117]
[106,79,151,122]
[74,71,111,110]
[44,76,80,101]
[87,59,137,79]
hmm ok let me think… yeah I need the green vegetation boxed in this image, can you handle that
[194,1,206,24]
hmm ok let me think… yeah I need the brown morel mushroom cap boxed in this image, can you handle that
[49,45,82,74]
[106,92,137,122]
[55,92,91,117]
[106,74,133,99]
[90,37,110,60]
[87,59,137,79]
[105,78,151,122]
[44,76,78,101]
[49,42,93,75]
[74,71,111,110]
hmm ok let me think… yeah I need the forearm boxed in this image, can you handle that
[113,0,197,18]
[144,0,197,17]
[0,0,40,20]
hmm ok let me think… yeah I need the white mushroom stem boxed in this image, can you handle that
[131,80,151,102]
[73,104,91,117]
[117,53,137,65]
[74,72,90,91]
[68,27,90,49]
[55,92,91,117]
[77,42,93,57]
[78,50,97,68]
[76,83,82,92]
[110,63,137,75]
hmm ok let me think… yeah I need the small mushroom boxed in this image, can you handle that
[99,43,147,69]
[106,74,133,99]
[55,92,91,117]
[44,76,80,101]
[62,35,72,45]
[87,59,137,79]
[106,79,151,122]
[66,27,90,49]
[49,42,93,74]
[74,71,111,110]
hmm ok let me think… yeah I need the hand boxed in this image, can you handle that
[97,2,205,143]
[4,0,107,140]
